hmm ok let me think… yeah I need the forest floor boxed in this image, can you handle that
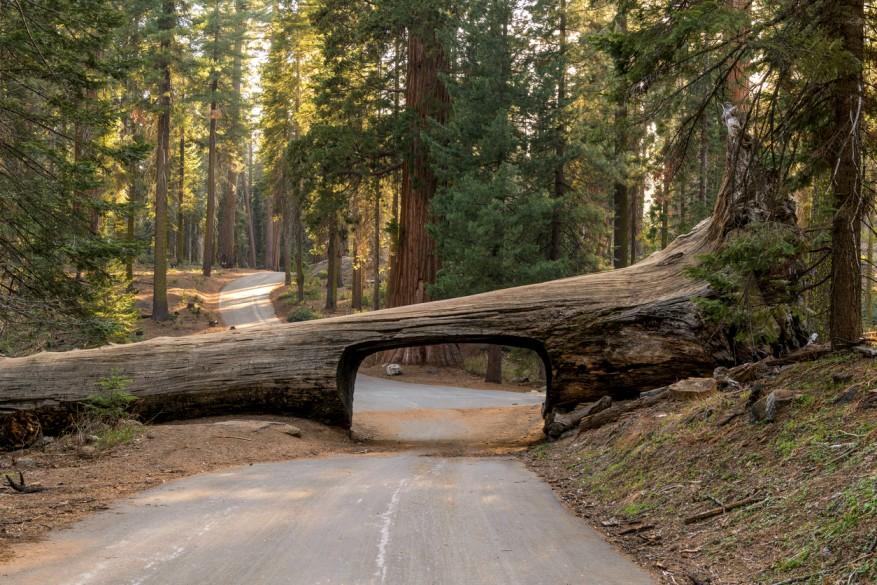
[526,351,877,584]
[132,266,256,340]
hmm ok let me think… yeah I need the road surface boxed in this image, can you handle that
[0,272,655,584]
[2,455,654,585]
[218,271,285,328]
[353,374,543,412]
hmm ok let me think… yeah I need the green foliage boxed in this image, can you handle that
[686,222,806,351]
[427,0,570,299]
[95,423,141,450]
[85,374,139,426]
[287,306,320,322]
[0,1,137,356]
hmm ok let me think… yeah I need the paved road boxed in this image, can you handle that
[353,374,543,412]
[0,272,655,584]
[218,271,285,328]
[2,455,654,585]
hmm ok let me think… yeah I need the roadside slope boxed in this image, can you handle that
[527,351,877,584]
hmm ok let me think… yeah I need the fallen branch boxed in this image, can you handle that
[213,435,253,442]
[577,388,670,433]
[546,395,612,438]
[5,471,47,493]
[726,345,831,383]
[683,495,764,525]
[618,524,655,535]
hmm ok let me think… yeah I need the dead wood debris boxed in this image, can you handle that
[683,495,764,525]
[577,388,670,433]
[4,471,46,493]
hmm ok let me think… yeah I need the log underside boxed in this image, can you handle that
[0,218,735,438]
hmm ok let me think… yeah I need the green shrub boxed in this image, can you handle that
[85,374,138,426]
[287,306,319,322]
[685,222,806,350]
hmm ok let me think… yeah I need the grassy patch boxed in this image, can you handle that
[94,422,142,450]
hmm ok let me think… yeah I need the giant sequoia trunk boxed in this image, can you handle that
[0,116,808,440]
[385,24,458,366]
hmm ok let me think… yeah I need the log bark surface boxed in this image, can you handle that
[0,222,722,434]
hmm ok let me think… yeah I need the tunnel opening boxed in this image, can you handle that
[336,336,553,443]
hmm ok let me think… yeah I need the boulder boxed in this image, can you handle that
[750,389,797,423]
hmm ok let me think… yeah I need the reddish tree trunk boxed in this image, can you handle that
[388,29,449,308]
[385,25,457,365]
[828,0,865,347]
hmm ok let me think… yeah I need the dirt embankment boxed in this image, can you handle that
[132,267,255,340]
[526,351,877,585]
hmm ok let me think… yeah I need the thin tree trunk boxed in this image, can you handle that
[202,0,220,277]
[153,0,174,321]
[281,201,292,287]
[661,159,671,249]
[611,9,629,268]
[387,38,402,305]
[865,215,873,326]
[218,0,245,268]
[176,127,185,264]
[727,0,750,108]
[294,204,305,303]
[485,345,502,384]
[373,174,381,310]
[264,195,274,269]
[548,0,566,262]
[336,229,345,289]
[272,218,281,271]
[326,216,338,312]
[125,111,141,286]
[828,0,865,347]
[612,100,630,268]
[698,113,709,208]
[244,141,257,268]
[352,265,363,311]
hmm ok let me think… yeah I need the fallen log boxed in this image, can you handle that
[545,395,612,438]
[0,113,809,439]
[577,388,671,433]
